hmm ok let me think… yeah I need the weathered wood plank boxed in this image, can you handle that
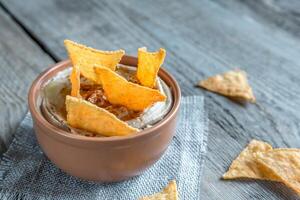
[0,8,53,153]
[1,0,300,198]
[222,0,300,38]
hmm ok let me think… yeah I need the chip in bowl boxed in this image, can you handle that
[94,66,166,111]
[64,39,124,83]
[70,65,81,97]
[137,47,166,88]
[66,95,137,136]
[42,40,172,137]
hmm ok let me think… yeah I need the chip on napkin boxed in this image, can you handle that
[139,180,178,200]
[66,95,137,136]
[255,149,300,195]
[137,47,166,88]
[64,40,124,83]
[198,70,255,103]
[223,140,279,181]
[94,66,166,111]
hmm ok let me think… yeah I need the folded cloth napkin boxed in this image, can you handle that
[0,96,208,200]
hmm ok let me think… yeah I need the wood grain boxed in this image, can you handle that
[1,0,300,199]
[0,8,53,153]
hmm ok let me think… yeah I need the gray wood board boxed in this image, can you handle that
[1,0,300,199]
[0,8,54,153]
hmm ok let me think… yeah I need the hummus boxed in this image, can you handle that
[41,64,173,137]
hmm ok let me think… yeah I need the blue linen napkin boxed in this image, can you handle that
[0,96,208,200]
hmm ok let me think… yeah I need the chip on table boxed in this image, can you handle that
[255,149,300,195]
[224,139,300,196]
[199,70,255,103]
[223,139,277,181]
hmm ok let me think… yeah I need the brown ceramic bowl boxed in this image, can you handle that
[28,56,181,182]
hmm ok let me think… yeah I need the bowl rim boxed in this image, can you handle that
[28,56,181,142]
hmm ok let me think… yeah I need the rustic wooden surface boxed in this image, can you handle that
[0,8,53,152]
[1,0,300,199]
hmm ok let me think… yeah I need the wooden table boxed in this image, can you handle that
[0,0,300,199]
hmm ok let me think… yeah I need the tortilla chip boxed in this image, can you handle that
[65,95,137,136]
[223,140,278,181]
[94,66,166,111]
[199,70,255,103]
[137,47,166,88]
[139,180,178,200]
[70,65,81,97]
[255,149,300,195]
[64,40,125,83]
